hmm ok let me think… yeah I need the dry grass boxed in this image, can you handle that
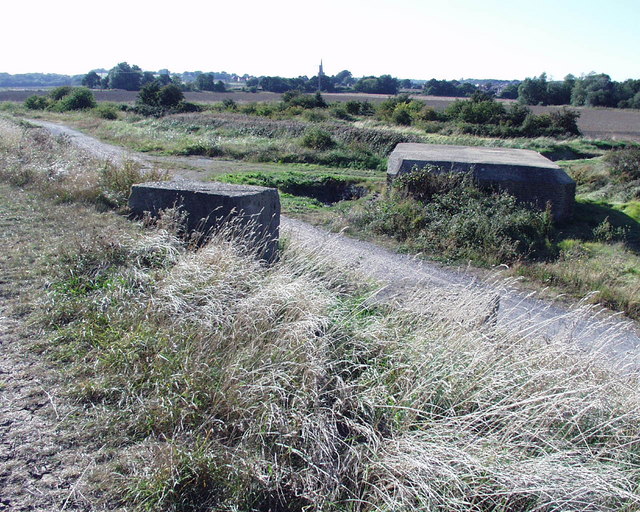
[0,116,168,208]
[2,113,640,511]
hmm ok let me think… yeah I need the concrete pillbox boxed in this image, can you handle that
[129,180,281,261]
[387,143,576,222]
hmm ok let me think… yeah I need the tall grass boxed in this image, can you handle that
[40,214,640,511]
[2,113,639,510]
[0,117,168,208]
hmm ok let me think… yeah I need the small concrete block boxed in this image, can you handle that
[387,143,576,221]
[129,180,280,261]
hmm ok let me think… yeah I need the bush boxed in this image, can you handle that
[300,128,335,150]
[49,86,73,101]
[348,175,555,264]
[94,104,118,120]
[24,95,49,110]
[604,147,640,182]
[158,84,184,108]
[56,88,96,111]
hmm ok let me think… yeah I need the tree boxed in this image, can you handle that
[498,83,520,99]
[137,81,161,107]
[107,62,143,91]
[377,75,400,95]
[158,84,184,107]
[137,81,184,109]
[81,71,101,89]
[141,71,156,86]
[334,69,353,86]
[354,75,399,95]
[571,73,616,107]
[518,73,548,105]
[195,72,216,91]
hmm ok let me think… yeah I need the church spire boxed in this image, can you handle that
[318,59,324,92]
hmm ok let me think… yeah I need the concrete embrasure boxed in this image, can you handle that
[129,180,281,261]
[387,143,576,221]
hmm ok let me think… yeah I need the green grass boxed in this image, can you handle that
[214,169,381,214]
[4,104,640,320]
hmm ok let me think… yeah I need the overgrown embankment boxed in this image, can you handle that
[1,113,640,511]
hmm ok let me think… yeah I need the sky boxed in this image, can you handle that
[2,0,639,81]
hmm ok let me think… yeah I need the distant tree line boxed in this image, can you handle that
[6,65,640,110]
[0,72,82,88]
[422,79,478,97]
[515,73,640,109]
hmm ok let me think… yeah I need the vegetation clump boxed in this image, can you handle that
[24,86,97,112]
[342,169,555,265]
[604,146,640,184]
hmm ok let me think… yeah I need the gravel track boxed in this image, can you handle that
[28,120,640,370]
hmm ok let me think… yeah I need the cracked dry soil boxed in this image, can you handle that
[0,187,123,511]
[0,313,94,511]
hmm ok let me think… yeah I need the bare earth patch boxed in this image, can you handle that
[0,185,136,510]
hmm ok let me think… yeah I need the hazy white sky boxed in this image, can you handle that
[3,0,638,81]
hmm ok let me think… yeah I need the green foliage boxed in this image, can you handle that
[282,90,327,109]
[376,95,429,125]
[195,73,226,92]
[222,98,237,111]
[33,87,97,112]
[354,74,400,94]
[56,88,96,111]
[344,100,374,116]
[24,95,49,110]
[107,62,143,91]
[300,127,335,150]
[158,84,184,108]
[137,81,161,107]
[571,73,616,107]
[216,170,369,205]
[93,104,119,120]
[349,175,555,265]
[82,71,101,89]
[135,82,186,116]
[423,78,477,97]
[446,92,506,124]
[49,86,74,101]
[443,93,581,137]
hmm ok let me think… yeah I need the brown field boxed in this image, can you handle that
[2,88,639,141]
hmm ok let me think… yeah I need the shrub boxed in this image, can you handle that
[348,175,555,264]
[49,86,73,101]
[222,98,237,111]
[24,95,49,110]
[158,84,184,108]
[604,147,640,182]
[300,128,335,150]
[56,88,96,111]
[282,90,327,109]
[94,104,119,120]
[391,103,414,125]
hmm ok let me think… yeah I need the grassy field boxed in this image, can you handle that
[2,92,640,319]
[2,115,640,511]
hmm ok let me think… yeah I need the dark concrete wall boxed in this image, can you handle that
[129,181,281,261]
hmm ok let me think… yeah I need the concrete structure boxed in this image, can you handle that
[387,143,576,221]
[129,180,281,261]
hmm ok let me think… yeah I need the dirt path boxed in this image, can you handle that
[28,120,640,370]
[0,188,113,510]
[0,313,96,511]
